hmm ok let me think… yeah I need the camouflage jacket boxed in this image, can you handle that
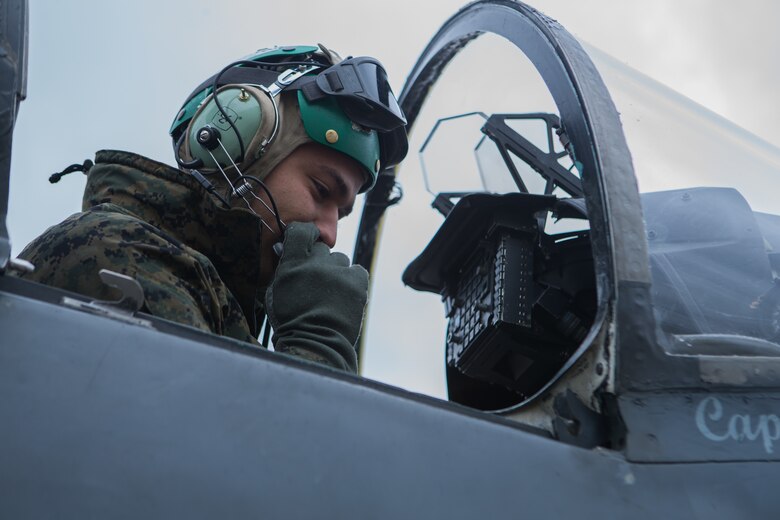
[16,150,268,345]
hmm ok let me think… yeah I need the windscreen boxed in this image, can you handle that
[588,43,780,350]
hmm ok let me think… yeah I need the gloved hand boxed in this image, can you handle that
[265,222,368,373]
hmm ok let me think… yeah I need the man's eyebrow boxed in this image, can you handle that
[321,165,354,217]
[322,165,349,197]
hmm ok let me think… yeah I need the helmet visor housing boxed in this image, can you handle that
[314,57,407,133]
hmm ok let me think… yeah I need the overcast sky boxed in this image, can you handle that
[8,0,780,396]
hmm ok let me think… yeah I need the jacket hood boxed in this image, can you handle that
[83,150,266,333]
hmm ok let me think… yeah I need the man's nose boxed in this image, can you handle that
[317,217,337,249]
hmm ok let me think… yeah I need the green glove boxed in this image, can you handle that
[265,222,368,373]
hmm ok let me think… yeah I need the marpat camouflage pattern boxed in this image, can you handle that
[12,150,357,371]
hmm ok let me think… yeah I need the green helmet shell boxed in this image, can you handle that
[187,87,263,169]
[297,91,380,191]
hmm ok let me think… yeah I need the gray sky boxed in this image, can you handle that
[8,0,780,395]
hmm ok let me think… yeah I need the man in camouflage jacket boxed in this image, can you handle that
[18,150,266,344]
[15,146,366,372]
[12,46,407,373]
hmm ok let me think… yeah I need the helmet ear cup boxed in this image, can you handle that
[184,85,276,172]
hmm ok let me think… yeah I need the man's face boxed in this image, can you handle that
[249,142,366,283]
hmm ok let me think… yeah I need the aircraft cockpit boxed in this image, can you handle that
[356,30,612,424]
[403,111,596,410]
[356,6,780,447]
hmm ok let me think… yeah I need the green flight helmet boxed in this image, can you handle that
[171,45,396,192]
